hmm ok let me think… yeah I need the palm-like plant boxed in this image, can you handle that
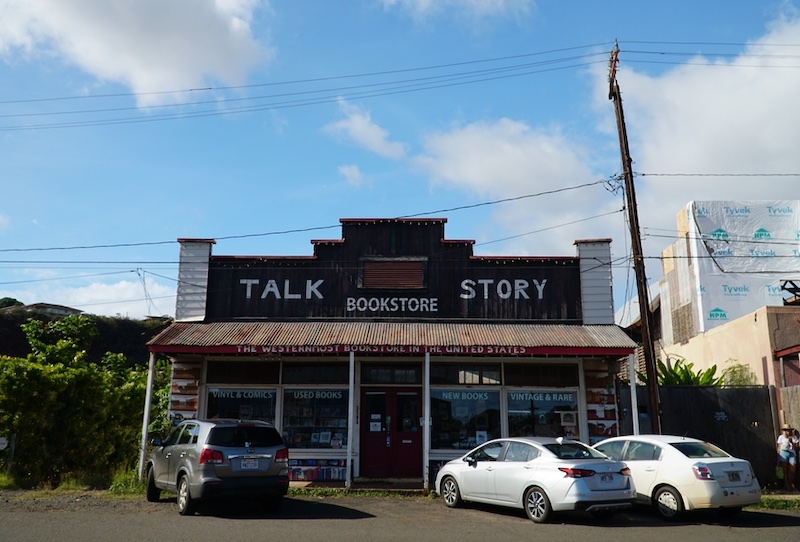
[638,357,724,386]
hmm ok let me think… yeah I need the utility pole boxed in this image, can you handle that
[608,42,662,434]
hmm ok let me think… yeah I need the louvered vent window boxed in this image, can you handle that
[361,259,426,289]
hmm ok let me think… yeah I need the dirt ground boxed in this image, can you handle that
[0,490,174,514]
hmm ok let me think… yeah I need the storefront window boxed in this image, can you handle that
[507,389,579,439]
[206,361,279,384]
[283,363,349,384]
[361,363,421,384]
[206,387,276,423]
[282,389,348,449]
[430,389,501,450]
[504,363,578,387]
[431,363,500,385]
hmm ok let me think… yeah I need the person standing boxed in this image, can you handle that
[777,423,799,491]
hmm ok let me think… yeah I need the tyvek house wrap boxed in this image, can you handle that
[686,200,799,332]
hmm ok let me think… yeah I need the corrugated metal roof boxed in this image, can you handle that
[148,321,637,356]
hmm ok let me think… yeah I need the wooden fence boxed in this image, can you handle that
[617,385,784,487]
[781,385,800,430]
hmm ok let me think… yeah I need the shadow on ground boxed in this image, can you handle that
[160,496,376,520]
[459,501,800,528]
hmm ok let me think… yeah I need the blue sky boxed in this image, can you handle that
[1,0,799,320]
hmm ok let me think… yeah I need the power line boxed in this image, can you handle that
[0,59,608,131]
[0,179,612,254]
[8,42,800,131]
[0,43,615,106]
[638,172,800,178]
[0,43,617,131]
[0,270,136,286]
[623,40,800,47]
[644,231,800,246]
[0,184,622,292]
[3,40,797,108]
[1,54,609,120]
[478,209,623,246]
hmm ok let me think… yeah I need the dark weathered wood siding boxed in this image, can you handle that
[205,219,582,322]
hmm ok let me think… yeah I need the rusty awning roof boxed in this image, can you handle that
[149,321,637,357]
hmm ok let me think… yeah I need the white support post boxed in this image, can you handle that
[629,353,640,435]
[138,352,156,480]
[423,352,431,490]
[346,351,355,489]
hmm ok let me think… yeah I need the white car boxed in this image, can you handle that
[434,437,635,523]
[593,434,761,520]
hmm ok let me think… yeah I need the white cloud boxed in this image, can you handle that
[415,118,595,196]
[600,16,800,270]
[1,277,176,319]
[411,117,621,255]
[0,0,270,106]
[381,0,532,20]
[338,164,368,187]
[324,100,407,159]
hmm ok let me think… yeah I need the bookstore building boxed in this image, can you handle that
[148,218,636,488]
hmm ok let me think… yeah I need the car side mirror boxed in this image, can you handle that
[465,456,477,466]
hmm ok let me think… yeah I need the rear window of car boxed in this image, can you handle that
[543,442,606,459]
[207,426,284,447]
[669,441,729,458]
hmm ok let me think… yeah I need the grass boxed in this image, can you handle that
[0,472,16,490]
[751,496,800,511]
[288,486,433,499]
[108,470,146,495]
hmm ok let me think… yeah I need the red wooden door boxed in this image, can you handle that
[360,389,422,478]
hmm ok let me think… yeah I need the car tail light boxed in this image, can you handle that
[558,467,596,478]
[692,463,715,480]
[274,447,289,464]
[619,467,631,476]
[199,449,224,464]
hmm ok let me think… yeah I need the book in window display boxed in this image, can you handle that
[584,371,619,443]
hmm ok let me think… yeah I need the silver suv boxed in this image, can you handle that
[146,419,289,515]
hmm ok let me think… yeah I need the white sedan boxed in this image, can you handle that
[593,434,761,520]
[434,437,635,523]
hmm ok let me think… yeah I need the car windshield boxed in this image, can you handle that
[670,441,729,458]
[543,442,607,459]
[207,426,284,447]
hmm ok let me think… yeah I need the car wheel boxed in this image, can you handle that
[524,486,552,523]
[177,475,196,516]
[654,486,683,521]
[264,496,284,513]
[440,476,463,508]
[145,468,160,502]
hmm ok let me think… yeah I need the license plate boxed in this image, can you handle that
[241,458,258,469]
[601,473,613,483]
[727,471,741,482]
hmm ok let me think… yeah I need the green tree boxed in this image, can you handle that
[147,358,173,439]
[0,315,156,487]
[22,315,98,366]
[0,297,23,309]
[721,360,757,386]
